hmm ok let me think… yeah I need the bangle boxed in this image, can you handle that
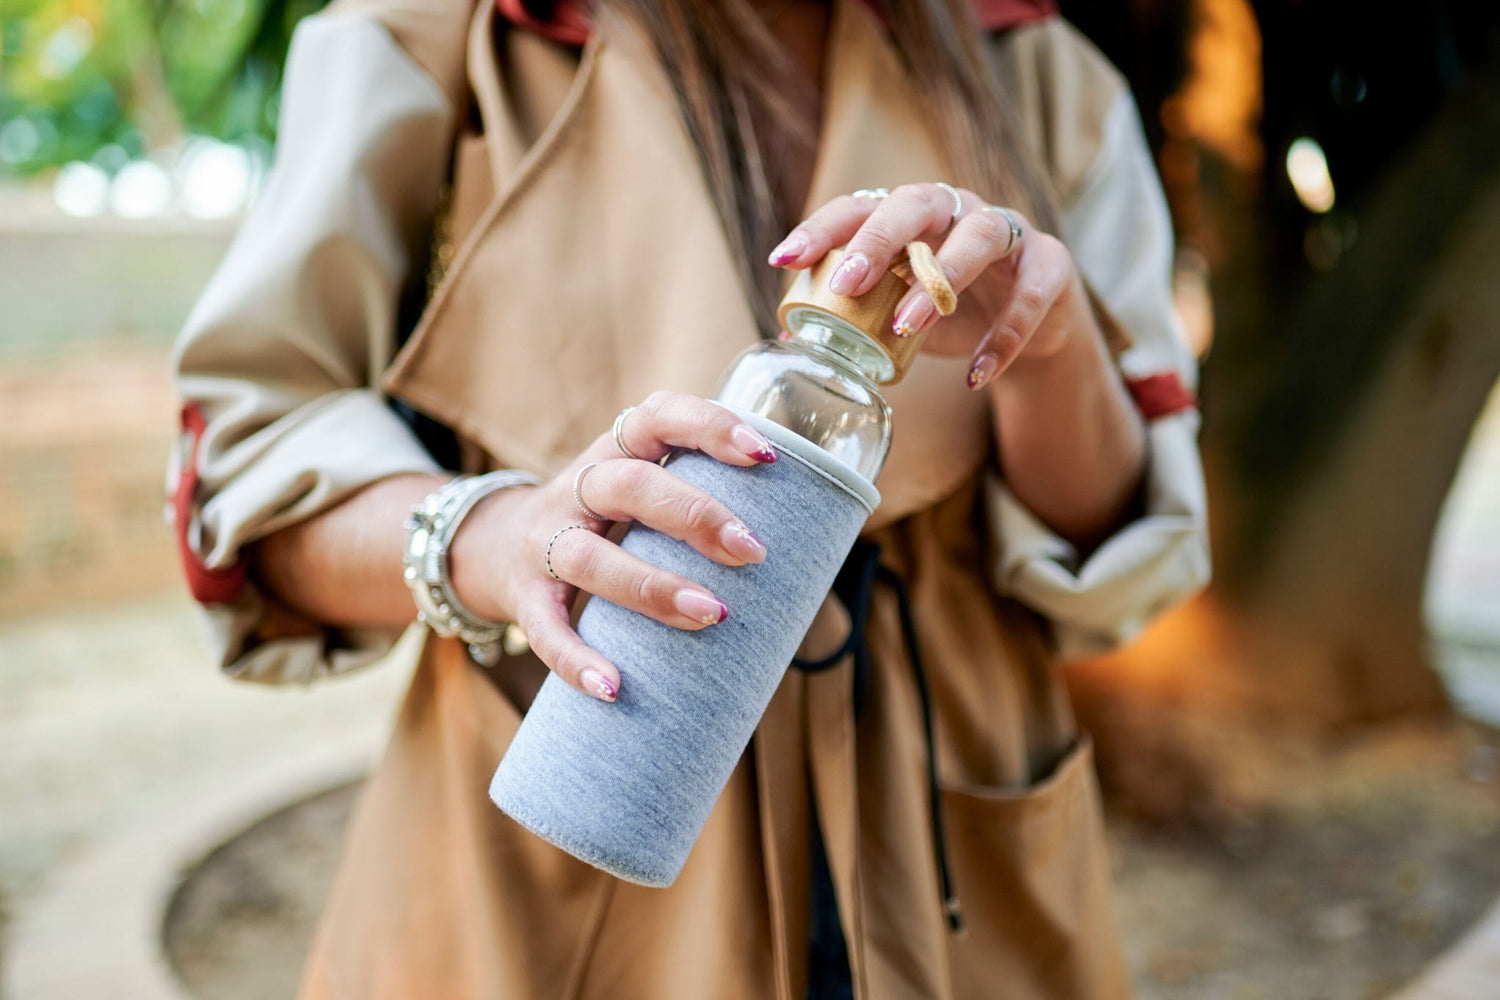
[403,470,540,666]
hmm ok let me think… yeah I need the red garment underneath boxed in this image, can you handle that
[494,0,1059,47]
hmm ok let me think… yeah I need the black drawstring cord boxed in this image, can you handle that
[874,563,965,934]
[792,541,965,935]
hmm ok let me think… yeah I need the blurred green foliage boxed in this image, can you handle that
[0,0,327,175]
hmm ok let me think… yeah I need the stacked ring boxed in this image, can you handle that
[613,406,641,460]
[984,205,1024,256]
[933,181,964,229]
[544,524,590,582]
[573,462,610,521]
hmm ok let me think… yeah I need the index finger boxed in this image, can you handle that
[767,193,884,270]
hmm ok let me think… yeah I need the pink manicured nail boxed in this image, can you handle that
[721,521,767,563]
[828,252,871,295]
[581,669,617,702]
[768,233,809,266]
[675,588,728,625]
[731,423,778,463]
[893,295,936,338]
[967,354,1000,390]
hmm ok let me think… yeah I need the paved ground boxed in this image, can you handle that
[0,594,416,999]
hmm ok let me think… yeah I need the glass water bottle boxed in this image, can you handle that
[490,251,927,887]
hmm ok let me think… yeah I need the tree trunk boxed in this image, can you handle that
[1067,65,1500,821]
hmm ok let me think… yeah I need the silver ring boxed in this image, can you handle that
[984,205,1023,256]
[544,524,589,582]
[934,181,964,228]
[851,187,889,200]
[573,462,610,522]
[612,406,641,460]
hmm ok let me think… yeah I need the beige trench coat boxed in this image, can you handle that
[169,0,1211,996]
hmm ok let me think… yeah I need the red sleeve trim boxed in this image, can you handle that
[970,0,1059,31]
[494,0,1057,46]
[1124,373,1198,421]
[174,402,248,605]
[495,0,591,47]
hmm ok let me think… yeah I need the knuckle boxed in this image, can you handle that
[855,218,901,256]
[991,325,1027,361]
[615,459,652,496]
[969,210,1009,246]
[554,644,589,686]
[555,530,595,579]
[1014,285,1049,319]
[631,567,668,609]
[639,389,675,420]
[679,491,720,532]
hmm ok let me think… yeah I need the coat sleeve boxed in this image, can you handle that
[985,24,1211,658]
[168,10,461,684]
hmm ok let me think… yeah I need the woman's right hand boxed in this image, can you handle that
[446,391,779,703]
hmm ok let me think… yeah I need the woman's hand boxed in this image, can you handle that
[446,391,778,703]
[767,182,1096,389]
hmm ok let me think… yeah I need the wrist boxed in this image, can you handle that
[446,485,535,625]
[403,471,540,664]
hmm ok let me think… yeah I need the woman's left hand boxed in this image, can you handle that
[768,182,1096,390]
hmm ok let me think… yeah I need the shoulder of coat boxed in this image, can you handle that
[985,18,1129,206]
[323,0,480,113]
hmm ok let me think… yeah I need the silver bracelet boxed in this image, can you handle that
[403,470,540,666]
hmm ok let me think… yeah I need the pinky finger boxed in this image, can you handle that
[519,598,621,703]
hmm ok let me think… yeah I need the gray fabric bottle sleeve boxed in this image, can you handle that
[489,410,879,886]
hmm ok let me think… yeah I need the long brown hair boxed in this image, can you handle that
[589,0,1060,334]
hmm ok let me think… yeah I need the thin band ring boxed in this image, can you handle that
[612,406,641,460]
[573,462,610,522]
[934,181,964,230]
[544,524,590,582]
[984,205,1024,256]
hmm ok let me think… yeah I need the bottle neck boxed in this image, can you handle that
[783,309,895,387]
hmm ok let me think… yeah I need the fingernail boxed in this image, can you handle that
[731,423,778,463]
[828,252,870,296]
[894,295,936,338]
[675,588,728,625]
[967,354,1000,390]
[721,521,767,563]
[768,233,808,266]
[581,669,617,702]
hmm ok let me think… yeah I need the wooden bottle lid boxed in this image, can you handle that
[775,248,937,385]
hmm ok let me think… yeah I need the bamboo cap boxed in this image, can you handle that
[776,249,928,385]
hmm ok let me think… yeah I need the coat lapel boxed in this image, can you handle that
[385,0,992,517]
[384,7,758,476]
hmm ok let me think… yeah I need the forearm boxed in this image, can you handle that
[990,292,1147,551]
[250,472,448,630]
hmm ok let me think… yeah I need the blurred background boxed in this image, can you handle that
[2,0,1500,997]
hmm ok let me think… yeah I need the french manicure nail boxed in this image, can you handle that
[768,232,808,266]
[731,424,778,462]
[967,354,1000,390]
[581,669,617,702]
[722,520,767,562]
[894,295,936,338]
[675,588,729,625]
[828,252,871,296]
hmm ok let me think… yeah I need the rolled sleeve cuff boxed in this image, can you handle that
[987,409,1211,659]
[173,389,443,683]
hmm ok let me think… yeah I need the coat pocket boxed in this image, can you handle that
[939,736,1132,1000]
